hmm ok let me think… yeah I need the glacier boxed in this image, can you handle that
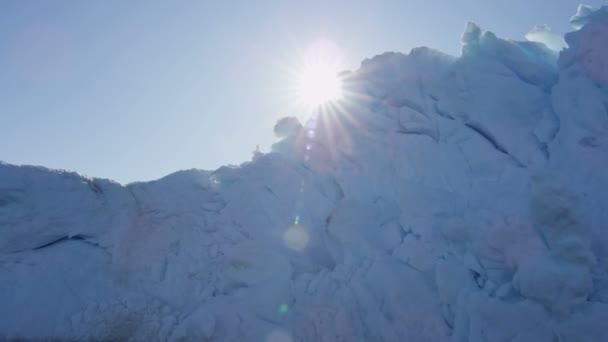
[1,5,608,341]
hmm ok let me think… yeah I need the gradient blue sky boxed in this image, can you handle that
[1,0,606,183]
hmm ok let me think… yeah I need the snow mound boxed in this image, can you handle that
[2,5,608,342]
[461,22,558,88]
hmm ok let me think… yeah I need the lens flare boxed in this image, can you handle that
[283,225,309,251]
[266,330,292,342]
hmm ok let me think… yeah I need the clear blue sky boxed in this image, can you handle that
[1,0,606,183]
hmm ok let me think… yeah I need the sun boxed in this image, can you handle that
[290,39,345,109]
[295,61,343,107]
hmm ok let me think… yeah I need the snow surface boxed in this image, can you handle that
[2,6,608,342]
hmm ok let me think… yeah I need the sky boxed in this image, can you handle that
[1,0,607,184]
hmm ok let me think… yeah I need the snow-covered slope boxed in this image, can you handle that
[2,6,608,341]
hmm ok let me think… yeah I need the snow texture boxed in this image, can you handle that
[2,5,608,342]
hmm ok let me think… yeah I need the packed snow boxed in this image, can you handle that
[1,5,608,342]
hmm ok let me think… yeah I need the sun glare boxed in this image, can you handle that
[290,39,345,108]
[296,62,343,107]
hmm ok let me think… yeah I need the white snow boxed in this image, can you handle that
[2,5,608,342]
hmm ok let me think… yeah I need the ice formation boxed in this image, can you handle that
[525,25,567,52]
[1,6,608,342]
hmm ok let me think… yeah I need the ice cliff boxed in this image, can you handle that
[1,5,608,341]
